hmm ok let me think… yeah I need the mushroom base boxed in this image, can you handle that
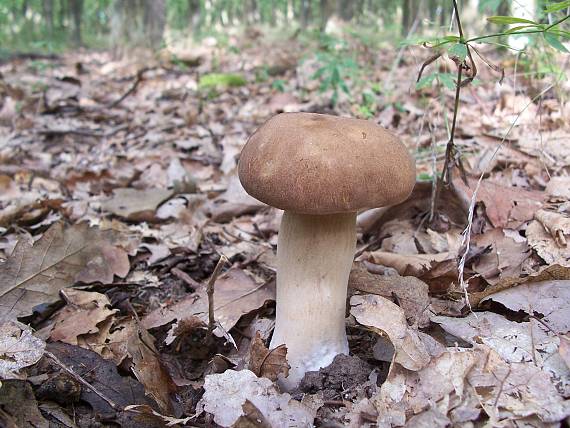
[270,211,356,390]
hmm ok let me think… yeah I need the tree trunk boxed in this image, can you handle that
[70,0,83,46]
[143,0,166,49]
[300,0,311,29]
[44,0,54,37]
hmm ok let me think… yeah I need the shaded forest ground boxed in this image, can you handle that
[1,27,570,427]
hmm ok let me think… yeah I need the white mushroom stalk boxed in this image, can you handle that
[270,211,356,390]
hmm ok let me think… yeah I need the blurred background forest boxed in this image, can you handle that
[0,0,561,53]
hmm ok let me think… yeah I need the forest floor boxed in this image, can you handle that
[0,29,569,427]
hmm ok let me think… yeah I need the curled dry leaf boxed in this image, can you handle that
[349,263,430,327]
[49,290,117,345]
[0,222,130,323]
[126,319,178,415]
[248,331,289,382]
[143,268,275,342]
[470,264,570,307]
[0,321,46,380]
[349,294,430,371]
[480,280,570,334]
[367,250,455,280]
[197,369,315,427]
[534,209,570,247]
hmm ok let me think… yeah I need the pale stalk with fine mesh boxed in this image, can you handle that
[270,211,356,390]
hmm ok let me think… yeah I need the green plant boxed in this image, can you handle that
[272,79,286,92]
[310,35,360,106]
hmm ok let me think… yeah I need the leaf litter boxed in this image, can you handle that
[0,24,569,428]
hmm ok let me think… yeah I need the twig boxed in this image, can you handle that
[45,350,121,411]
[456,83,556,311]
[39,124,128,139]
[207,255,228,338]
[107,67,152,109]
[492,367,512,409]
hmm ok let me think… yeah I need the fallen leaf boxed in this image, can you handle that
[197,369,315,427]
[208,175,266,223]
[123,405,192,427]
[143,268,274,341]
[233,400,272,428]
[46,342,158,416]
[367,251,454,278]
[432,311,570,393]
[535,209,570,247]
[480,280,570,334]
[470,264,570,306]
[546,176,570,201]
[349,263,430,327]
[471,228,531,285]
[126,319,177,415]
[101,187,174,221]
[0,321,45,379]
[456,179,543,228]
[49,290,117,345]
[0,222,130,322]
[0,380,49,427]
[248,332,289,381]
[350,294,430,371]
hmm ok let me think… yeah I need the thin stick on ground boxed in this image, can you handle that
[107,67,152,109]
[207,254,229,338]
[45,350,121,411]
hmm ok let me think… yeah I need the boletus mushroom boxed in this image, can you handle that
[238,112,416,390]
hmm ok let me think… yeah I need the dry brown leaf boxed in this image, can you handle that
[0,321,46,379]
[248,332,289,382]
[480,280,570,334]
[349,263,430,327]
[233,400,272,428]
[456,179,543,228]
[143,268,275,341]
[101,187,174,221]
[527,219,570,266]
[471,228,531,285]
[197,369,315,427]
[0,222,130,323]
[545,176,570,201]
[0,380,49,428]
[126,319,177,415]
[471,264,570,306]
[208,175,266,223]
[350,294,430,371]
[367,251,453,277]
[432,311,569,391]
[535,209,570,247]
[49,290,117,345]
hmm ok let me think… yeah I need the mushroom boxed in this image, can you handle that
[238,113,415,389]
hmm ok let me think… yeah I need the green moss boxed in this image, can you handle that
[198,73,247,90]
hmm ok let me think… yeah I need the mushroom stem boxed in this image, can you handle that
[270,210,357,390]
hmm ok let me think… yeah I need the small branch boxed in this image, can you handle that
[107,67,152,109]
[207,255,229,338]
[45,350,121,411]
[39,124,128,139]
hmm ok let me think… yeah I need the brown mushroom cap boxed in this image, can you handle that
[238,113,416,214]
